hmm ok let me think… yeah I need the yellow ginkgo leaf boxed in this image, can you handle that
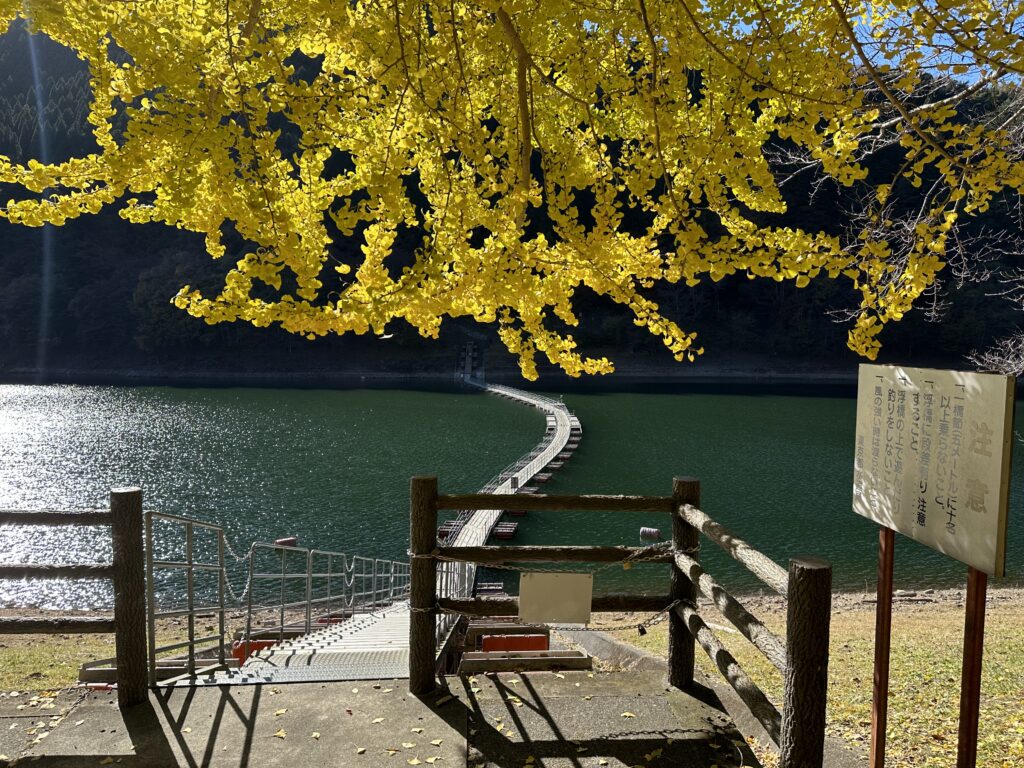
[311,732,320,740]
[621,712,636,718]
[273,729,287,739]
[430,739,443,746]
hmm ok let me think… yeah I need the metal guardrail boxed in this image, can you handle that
[244,542,411,647]
[145,514,411,680]
[145,510,227,684]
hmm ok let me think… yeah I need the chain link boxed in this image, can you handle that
[219,536,253,604]
[415,598,689,634]
[224,569,252,604]
[413,540,696,576]
[222,535,253,564]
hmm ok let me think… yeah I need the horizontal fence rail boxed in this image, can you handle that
[0,564,115,579]
[410,475,832,768]
[677,503,790,595]
[437,594,674,616]
[437,493,675,512]
[436,545,675,564]
[0,489,148,708]
[0,616,116,633]
[0,509,113,526]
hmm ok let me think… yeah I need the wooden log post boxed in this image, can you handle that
[409,476,438,696]
[110,487,148,707]
[780,556,832,768]
[668,477,699,690]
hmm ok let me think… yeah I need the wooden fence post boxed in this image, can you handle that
[668,477,700,690]
[780,556,832,768]
[110,487,148,707]
[409,476,438,696]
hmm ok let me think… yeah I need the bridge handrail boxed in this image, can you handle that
[244,542,410,647]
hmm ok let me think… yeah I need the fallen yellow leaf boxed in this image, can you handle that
[274,729,287,739]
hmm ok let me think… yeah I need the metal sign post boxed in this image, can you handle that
[957,567,988,768]
[870,526,895,768]
[854,364,1015,768]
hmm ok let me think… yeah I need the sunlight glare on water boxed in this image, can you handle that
[1,384,1020,609]
[0,384,541,608]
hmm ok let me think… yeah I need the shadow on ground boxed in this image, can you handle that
[1,671,756,767]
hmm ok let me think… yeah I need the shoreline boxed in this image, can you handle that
[0,364,866,397]
[6,365,1024,398]
[4,584,1022,615]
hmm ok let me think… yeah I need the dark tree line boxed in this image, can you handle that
[0,20,1020,382]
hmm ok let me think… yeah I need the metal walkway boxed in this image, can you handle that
[196,605,412,685]
[183,380,580,686]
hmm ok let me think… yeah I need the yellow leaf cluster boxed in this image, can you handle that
[0,0,1021,376]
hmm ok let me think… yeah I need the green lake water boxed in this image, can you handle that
[0,384,1020,609]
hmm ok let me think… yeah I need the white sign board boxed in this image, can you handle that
[518,572,593,624]
[853,364,1014,576]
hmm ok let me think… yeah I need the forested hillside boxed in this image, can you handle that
[0,19,1020,383]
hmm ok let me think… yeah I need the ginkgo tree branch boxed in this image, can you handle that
[0,0,1021,377]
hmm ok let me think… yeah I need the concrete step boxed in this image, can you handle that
[460,649,593,673]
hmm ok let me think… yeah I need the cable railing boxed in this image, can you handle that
[243,542,411,650]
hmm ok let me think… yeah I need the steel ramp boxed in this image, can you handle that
[186,603,412,686]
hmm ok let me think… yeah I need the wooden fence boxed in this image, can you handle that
[0,488,148,707]
[408,475,832,768]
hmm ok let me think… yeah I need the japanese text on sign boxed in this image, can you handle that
[853,365,1014,576]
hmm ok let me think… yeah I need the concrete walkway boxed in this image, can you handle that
[0,671,755,767]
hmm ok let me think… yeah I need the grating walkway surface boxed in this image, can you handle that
[192,605,412,686]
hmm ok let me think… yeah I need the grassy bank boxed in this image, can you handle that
[600,589,1024,768]
[0,611,240,691]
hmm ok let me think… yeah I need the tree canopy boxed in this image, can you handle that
[1,1,1022,378]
